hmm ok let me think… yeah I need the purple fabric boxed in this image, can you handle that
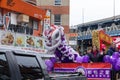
[61,57,73,63]
[58,44,63,48]
[55,49,62,60]
[61,47,66,52]
[74,54,78,60]
[61,35,65,41]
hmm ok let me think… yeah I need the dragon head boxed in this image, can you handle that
[43,25,64,50]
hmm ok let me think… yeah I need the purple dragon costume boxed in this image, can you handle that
[43,25,79,63]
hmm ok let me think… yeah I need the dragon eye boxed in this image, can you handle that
[55,32,59,39]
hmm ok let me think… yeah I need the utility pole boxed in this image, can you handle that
[81,8,84,54]
[82,8,84,26]
[113,0,115,20]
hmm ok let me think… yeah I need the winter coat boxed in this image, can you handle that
[88,51,101,62]
[106,47,115,56]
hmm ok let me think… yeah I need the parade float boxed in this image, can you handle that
[43,25,120,80]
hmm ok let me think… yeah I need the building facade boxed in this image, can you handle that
[70,15,120,53]
[37,0,70,33]
[0,0,46,36]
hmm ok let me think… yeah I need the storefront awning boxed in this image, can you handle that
[0,0,46,20]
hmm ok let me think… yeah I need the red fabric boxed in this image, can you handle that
[118,45,120,49]
[101,44,106,49]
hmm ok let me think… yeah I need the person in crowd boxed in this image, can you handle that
[99,48,106,62]
[106,42,116,56]
[86,47,92,56]
[106,43,119,80]
[86,47,92,54]
[88,45,101,62]
[77,46,82,56]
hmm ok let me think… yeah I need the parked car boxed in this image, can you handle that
[0,48,87,80]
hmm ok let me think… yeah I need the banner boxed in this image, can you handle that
[54,63,111,80]
[0,30,46,53]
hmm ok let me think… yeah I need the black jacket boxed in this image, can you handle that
[88,52,101,62]
[106,47,115,56]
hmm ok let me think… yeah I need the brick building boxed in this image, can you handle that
[37,0,70,33]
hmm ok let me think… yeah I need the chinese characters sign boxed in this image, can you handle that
[87,69,110,79]
[54,63,111,80]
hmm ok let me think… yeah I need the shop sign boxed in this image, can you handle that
[0,30,46,53]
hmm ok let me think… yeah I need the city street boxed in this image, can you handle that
[0,0,120,80]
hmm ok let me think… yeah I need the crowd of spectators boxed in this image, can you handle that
[77,43,117,62]
[77,42,119,80]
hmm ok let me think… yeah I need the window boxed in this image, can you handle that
[15,55,43,80]
[55,0,61,5]
[33,20,39,30]
[54,14,61,25]
[0,53,11,80]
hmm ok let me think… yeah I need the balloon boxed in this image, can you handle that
[103,55,110,62]
[47,67,52,72]
[76,56,83,63]
[45,59,53,68]
[110,56,117,66]
[114,58,120,71]
[50,57,57,64]
[83,55,89,63]
[112,52,120,59]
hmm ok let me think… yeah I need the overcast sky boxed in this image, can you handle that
[70,0,120,26]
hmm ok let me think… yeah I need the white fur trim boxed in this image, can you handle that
[44,38,61,50]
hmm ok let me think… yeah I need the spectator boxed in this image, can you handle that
[77,46,82,56]
[89,45,101,62]
[106,43,118,80]
[106,42,116,56]
[99,48,106,62]
[87,47,92,54]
